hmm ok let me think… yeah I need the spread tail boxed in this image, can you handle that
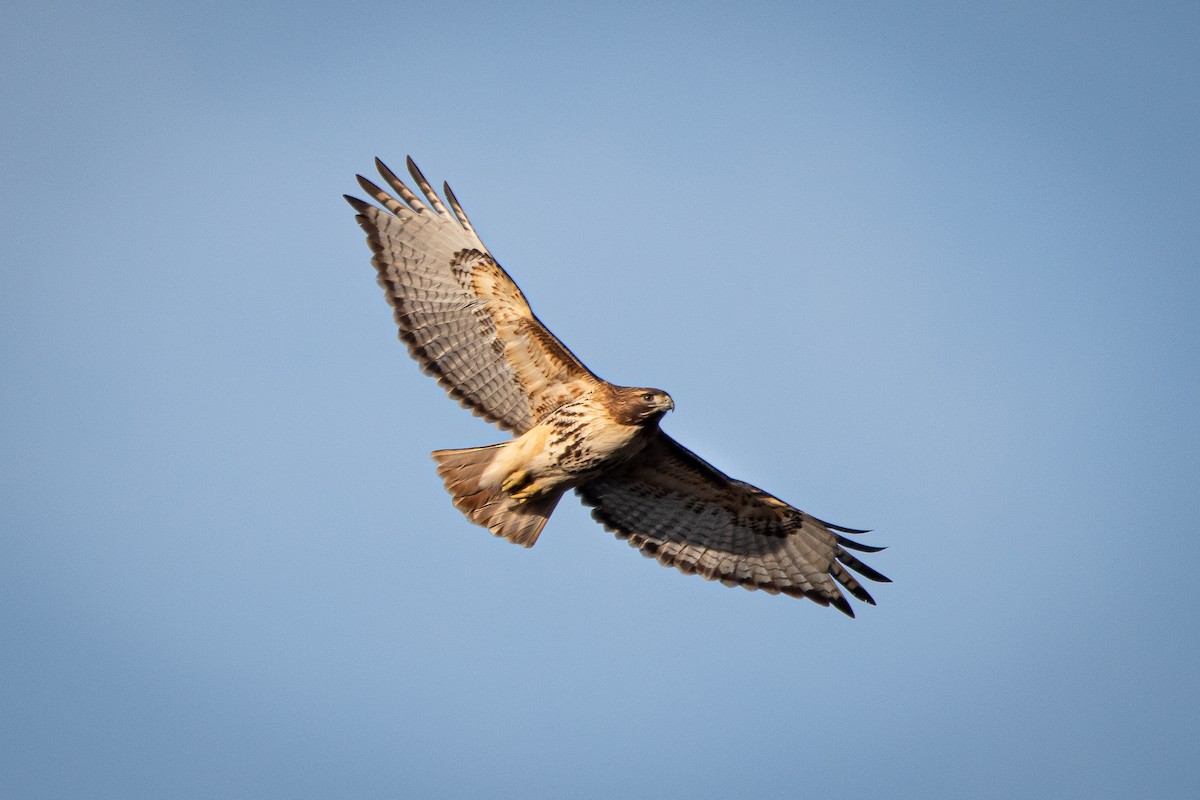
[431,444,562,547]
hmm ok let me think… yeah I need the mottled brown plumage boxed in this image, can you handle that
[346,157,889,615]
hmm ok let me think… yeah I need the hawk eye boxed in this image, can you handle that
[641,392,655,402]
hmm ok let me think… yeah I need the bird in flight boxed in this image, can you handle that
[346,157,889,615]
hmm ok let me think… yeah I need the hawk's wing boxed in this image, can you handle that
[576,434,889,616]
[346,158,599,434]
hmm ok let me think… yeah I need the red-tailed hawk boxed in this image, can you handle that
[346,157,889,616]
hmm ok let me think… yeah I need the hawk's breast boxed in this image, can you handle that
[545,395,651,479]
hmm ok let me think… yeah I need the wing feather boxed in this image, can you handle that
[404,155,452,219]
[576,434,889,616]
[347,158,600,433]
[374,158,428,212]
[443,182,479,237]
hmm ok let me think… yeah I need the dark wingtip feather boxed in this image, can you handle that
[375,156,399,182]
[827,523,873,535]
[838,550,892,584]
[356,174,378,193]
[830,593,856,618]
[405,156,427,187]
[836,534,887,553]
[404,156,450,216]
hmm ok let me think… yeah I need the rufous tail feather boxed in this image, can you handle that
[431,444,562,547]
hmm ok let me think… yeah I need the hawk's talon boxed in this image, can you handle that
[510,482,546,504]
[501,469,529,493]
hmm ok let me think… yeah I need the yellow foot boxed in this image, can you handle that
[510,481,547,504]
[501,469,529,493]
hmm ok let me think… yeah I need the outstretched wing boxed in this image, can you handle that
[346,158,599,434]
[576,434,889,616]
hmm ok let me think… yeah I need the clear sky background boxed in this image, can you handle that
[3,2,1198,797]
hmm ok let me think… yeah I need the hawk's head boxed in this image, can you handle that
[612,386,674,425]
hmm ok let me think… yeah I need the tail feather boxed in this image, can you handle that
[431,444,561,547]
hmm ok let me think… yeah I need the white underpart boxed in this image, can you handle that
[481,399,647,492]
[481,425,551,488]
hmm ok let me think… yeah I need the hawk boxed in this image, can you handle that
[346,157,889,615]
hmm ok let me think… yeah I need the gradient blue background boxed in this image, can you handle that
[4,2,1198,797]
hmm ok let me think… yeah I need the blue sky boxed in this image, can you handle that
[3,1,1198,797]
